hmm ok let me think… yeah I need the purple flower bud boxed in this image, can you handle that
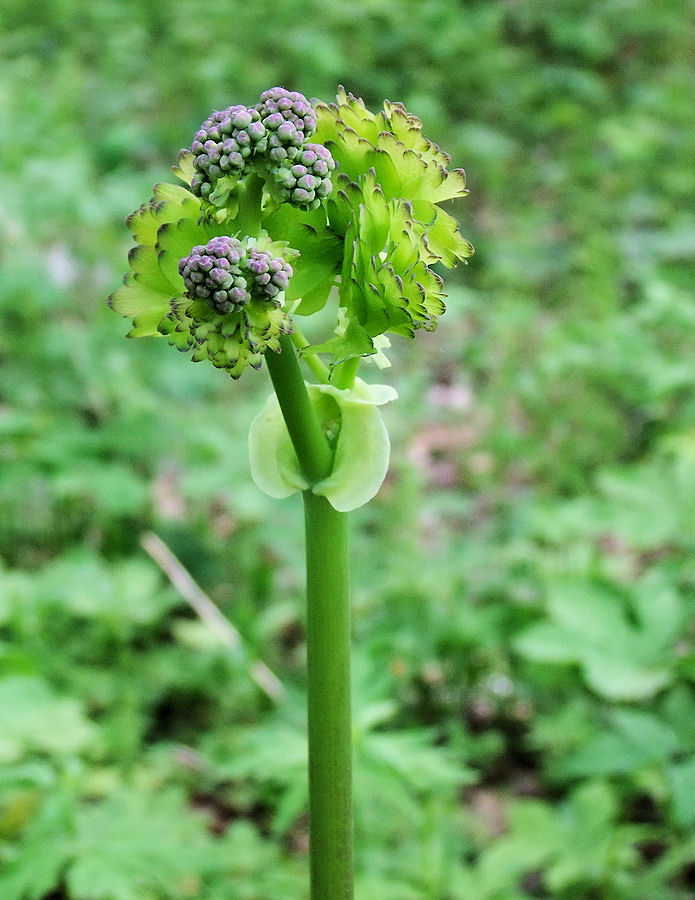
[277,121,298,142]
[300,149,318,166]
[297,174,319,190]
[292,188,312,204]
[232,109,253,129]
[264,112,285,130]
[229,287,247,303]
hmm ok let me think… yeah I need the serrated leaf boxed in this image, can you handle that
[107,276,171,337]
[155,216,216,291]
[127,245,169,293]
[68,789,211,900]
[172,149,195,186]
[126,183,199,245]
[421,207,474,267]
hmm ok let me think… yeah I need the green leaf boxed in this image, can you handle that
[293,276,336,316]
[0,793,75,900]
[582,654,670,701]
[422,207,475,268]
[125,183,199,245]
[0,676,96,764]
[514,622,580,663]
[68,789,211,900]
[247,392,310,500]
[172,149,195,186]
[313,89,472,341]
[262,204,342,308]
[668,756,695,826]
[107,276,172,337]
[515,581,676,700]
[311,382,395,512]
[155,218,213,291]
[557,710,680,778]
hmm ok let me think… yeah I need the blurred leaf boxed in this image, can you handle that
[668,756,695,827]
[0,676,96,763]
[515,582,678,700]
[67,789,211,900]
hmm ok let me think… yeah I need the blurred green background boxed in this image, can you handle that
[1,0,695,897]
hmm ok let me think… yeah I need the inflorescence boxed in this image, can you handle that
[109,85,473,380]
[177,236,293,315]
[269,143,335,209]
[178,236,249,313]
[188,87,334,211]
[189,106,268,199]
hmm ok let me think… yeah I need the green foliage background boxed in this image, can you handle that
[1,0,695,896]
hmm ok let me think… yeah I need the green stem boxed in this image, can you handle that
[265,335,333,485]
[304,490,353,899]
[236,172,264,239]
[264,337,354,899]
[290,326,331,385]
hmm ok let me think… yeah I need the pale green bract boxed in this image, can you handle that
[248,379,398,511]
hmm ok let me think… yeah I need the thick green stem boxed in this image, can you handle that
[236,172,264,239]
[265,335,333,485]
[264,337,354,899]
[304,490,353,899]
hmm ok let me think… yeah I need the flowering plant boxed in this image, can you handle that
[109,86,471,897]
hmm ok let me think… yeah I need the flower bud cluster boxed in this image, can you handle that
[178,236,294,314]
[187,88,334,210]
[158,292,292,379]
[189,106,268,199]
[178,236,249,314]
[269,144,335,210]
[246,248,294,299]
[255,87,317,150]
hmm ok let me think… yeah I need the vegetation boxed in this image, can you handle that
[1,1,694,897]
